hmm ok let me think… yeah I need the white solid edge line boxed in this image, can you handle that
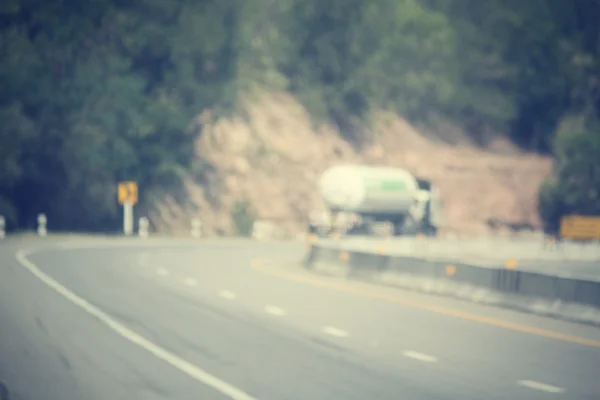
[264,306,286,316]
[402,351,438,363]
[517,380,566,393]
[322,326,349,338]
[15,249,259,400]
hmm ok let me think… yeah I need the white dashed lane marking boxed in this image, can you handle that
[517,380,566,393]
[402,351,438,363]
[219,290,237,300]
[322,326,349,338]
[184,278,198,287]
[157,268,169,277]
[264,306,286,316]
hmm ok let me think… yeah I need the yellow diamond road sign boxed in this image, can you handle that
[118,181,138,205]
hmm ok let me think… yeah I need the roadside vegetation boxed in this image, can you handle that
[1,0,598,232]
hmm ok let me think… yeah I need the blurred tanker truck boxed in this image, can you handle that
[309,164,443,237]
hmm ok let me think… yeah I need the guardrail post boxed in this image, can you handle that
[0,216,5,239]
[252,220,278,240]
[37,213,47,237]
[191,218,202,238]
[138,217,149,238]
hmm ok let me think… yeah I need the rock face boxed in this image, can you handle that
[151,91,553,237]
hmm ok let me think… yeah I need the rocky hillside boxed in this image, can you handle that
[151,92,552,237]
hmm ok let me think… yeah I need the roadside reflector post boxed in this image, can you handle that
[191,218,202,238]
[37,213,47,237]
[0,215,5,239]
[138,217,149,238]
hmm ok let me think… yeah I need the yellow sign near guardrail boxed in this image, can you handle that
[560,215,600,240]
[118,181,138,205]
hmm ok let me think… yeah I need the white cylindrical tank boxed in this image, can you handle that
[318,165,420,215]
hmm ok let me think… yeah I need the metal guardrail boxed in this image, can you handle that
[304,242,600,325]
[316,235,600,263]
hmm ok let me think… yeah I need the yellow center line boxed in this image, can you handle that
[251,264,600,348]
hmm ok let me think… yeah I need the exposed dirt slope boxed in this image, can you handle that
[151,91,552,237]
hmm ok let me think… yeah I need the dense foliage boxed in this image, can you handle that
[1,0,599,231]
[0,0,238,230]
[539,128,600,233]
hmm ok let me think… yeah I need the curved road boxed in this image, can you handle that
[1,237,600,399]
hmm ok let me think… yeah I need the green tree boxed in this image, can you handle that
[279,0,457,143]
[539,128,600,233]
[0,0,239,231]
[3,0,600,233]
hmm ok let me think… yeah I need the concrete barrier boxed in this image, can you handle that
[305,244,600,325]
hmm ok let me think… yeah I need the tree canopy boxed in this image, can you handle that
[539,128,600,233]
[1,0,599,231]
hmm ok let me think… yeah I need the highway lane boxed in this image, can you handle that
[124,245,600,397]
[0,241,235,400]
[3,242,440,400]
[1,238,600,399]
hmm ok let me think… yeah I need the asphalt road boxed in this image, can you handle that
[1,237,600,400]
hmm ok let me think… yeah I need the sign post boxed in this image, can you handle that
[123,202,134,236]
[0,216,5,239]
[118,181,138,236]
[37,214,47,237]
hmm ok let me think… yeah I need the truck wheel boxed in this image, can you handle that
[392,220,404,236]
[425,226,438,237]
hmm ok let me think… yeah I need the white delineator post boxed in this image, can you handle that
[0,215,5,239]
[123,202,134,236]
[37,213,47,237]
[191,218,202,238]
[138,217,149,238]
